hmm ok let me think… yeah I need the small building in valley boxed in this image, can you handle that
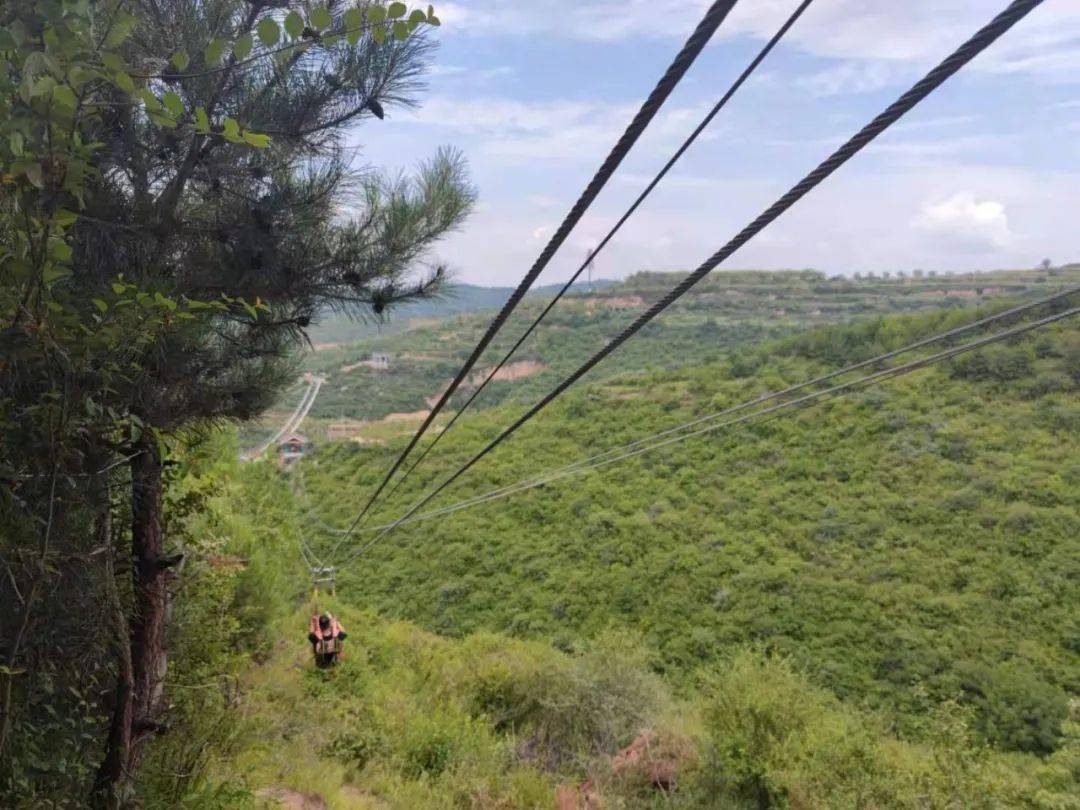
[277,433,309,468]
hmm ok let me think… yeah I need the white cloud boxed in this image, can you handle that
[429,63,515,81]
[435,1,1080,83]
[527,194,561,209]
[873,133,1010,160]
[796,61,905,97]
[915,192,1013,251]
[398,96,720,165]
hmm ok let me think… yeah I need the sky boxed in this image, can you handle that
[352,0,1080,287]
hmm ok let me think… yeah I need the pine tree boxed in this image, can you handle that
[0,0,469,802]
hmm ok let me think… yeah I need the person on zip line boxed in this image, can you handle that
[308,611,347,668]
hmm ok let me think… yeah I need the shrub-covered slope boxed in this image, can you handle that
[296,267,1080,425]
[293,304,1080,756]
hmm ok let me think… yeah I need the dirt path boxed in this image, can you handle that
[255,786,328,809]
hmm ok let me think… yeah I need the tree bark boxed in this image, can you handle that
[126,436,169,776]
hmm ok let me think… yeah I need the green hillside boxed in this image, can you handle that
[137,301,1080,807]
[289,302,1080,757]
[290,266,1080,428]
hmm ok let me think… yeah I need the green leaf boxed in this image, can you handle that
[204,37,227,66]
[242,131,271,148]
[101,53,126,72]
[171,49,189,71]
[43,264,72,283]
[111,70,135,94]
[52,84,78,109]
[222,117,241,141]
[53,208,78,227]
[67,65,94,91]
[93,298,108,312]
[50,240,73,262]
[368,5,386,25]
[154,291,177,311]
[344,7,363,41]
[257,17,280,46]
[9,131,24,156]
[372,26,385,44]
[194,106,210,133]
[23,162,43,189]
[31,75,56,98]
[111,282,127,294]
[162,91,184,118]
[310,6,333,30]
[284,10,304,38]
[148,112,177,129]
[138,88,164,112]
[388,2,407,18]
[104,13,137,47]
[392,20,408,40]
[234,33,254,60]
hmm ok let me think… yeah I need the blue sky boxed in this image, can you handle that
[354,0,1080,286]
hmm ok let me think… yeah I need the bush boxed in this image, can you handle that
[457,632,666,768]
[690,652,1033,808]
[955,662,1068,755]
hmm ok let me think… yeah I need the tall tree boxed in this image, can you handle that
[0,0,471,803]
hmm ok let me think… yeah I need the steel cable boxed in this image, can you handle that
[371,0,820,511]
[346,286,1080,533]
[337,0,743,538]
[334,304,1077,567]
[348,0,1045,556]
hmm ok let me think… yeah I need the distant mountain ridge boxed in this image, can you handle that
[289,265,1080,425]
[307,279,619,345]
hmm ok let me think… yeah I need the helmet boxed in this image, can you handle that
[318,613,331,631]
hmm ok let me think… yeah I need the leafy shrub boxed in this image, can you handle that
[691,653,1032,808]
[458,632,666,768]
[402,717,457,779]
[955,662,1068,755]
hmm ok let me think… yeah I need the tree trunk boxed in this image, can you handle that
[92,475,134,809]
[126,436,170,775]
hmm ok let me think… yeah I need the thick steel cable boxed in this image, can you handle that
[370,0,820,513]
[338,0,742,536]
[348,286,1080,531]
[380,273,1080,516]
[350,0,1045,554]
[334,305,1078,566]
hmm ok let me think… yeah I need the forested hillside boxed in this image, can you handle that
[132,302,1080,807]
[292,303,1080,756]
[284,266,1080,428]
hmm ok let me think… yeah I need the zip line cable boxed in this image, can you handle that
[331,287,1079,541]
[340,0,742,535]
[368,0,820,513]
[294,467,351,536]
[332,305,1078,568]
[344,0,1046,559]
[340,286,1080,536]
[241,379,314,460]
